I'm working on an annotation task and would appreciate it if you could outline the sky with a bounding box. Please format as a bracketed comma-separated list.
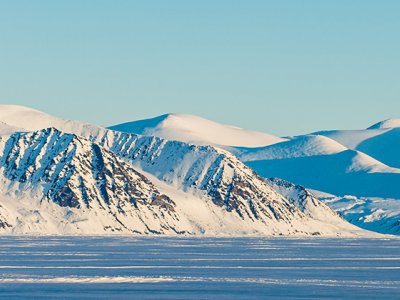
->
[0, 0, 399, 136]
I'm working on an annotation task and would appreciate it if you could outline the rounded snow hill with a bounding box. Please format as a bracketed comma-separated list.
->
[0, 104, 103, 136]
[313, 119, 400, 149]
[0, 104, 59, 131]
[357, 128, 400, 168]
[314, 118, 400, 168]
[109, 113, 286, 147]
[234, 135, 348, 161]
[314, 129, 387, 149]
[368, 118, 400, 129]
[235, 132, 400, 199]
[247, 149, 400, 199]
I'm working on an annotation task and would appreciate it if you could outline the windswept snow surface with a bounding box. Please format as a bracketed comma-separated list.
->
[109, 113, 286, 147]
[0, 236, 399, 299]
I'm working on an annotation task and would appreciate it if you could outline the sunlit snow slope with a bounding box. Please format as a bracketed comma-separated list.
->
[0, 104, 103, 137]
[109, 113, 286, 147]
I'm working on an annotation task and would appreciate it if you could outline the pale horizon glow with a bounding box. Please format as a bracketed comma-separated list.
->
[0, 1, 399, 136]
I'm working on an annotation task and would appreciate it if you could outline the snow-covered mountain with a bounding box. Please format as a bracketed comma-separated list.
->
[0, 106, 362, 236]
[109, 113, 286, 147]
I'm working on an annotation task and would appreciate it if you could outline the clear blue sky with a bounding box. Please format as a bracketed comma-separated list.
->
[0, 0, 399, 136]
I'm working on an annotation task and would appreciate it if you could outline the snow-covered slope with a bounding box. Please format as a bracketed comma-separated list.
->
[0, 104, 103, 137]
[232, 133, 400, 199]
[108, 113, 286, 147]
[267, 178, 351, 226]
[246, 150, 400, 199]
[368, 118, 400, 129]
[356, 128, 400, 168]
[0, 122, 24, 136]
[233, 135, 347, 161]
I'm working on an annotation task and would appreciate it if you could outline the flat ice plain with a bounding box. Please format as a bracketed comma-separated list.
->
[0, 237, 399, 299]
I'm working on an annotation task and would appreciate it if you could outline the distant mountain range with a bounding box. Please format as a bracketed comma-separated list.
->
[0, 104, 397, 235]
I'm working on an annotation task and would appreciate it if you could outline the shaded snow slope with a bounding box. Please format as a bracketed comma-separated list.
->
[108, 113, 286, 147]
[312, 129, 387, 149]
[246, 150, 400, 199]
[315, 126, 400, 168]
[368, 118, 400, 129]
[233, 134, 400, 199]
[356, 128, 400, 168]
